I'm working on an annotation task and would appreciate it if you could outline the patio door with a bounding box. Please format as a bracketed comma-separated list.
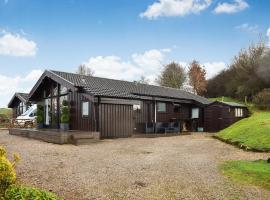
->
[44, 97, 59, 128]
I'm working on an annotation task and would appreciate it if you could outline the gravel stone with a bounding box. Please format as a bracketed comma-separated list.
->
[0, 130, 269, 200]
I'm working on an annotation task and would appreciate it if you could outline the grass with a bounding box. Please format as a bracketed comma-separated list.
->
[216, 112, 270, 152]
[220, 160, 270, 190]
[0, 108, 12, 115]
[208, 96, 244, 104]
[0, 108, 12, 128]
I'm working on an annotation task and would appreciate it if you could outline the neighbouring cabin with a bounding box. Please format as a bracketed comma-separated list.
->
[204, 101, 249, 132]
[8, 93, 31, 118]
[8, 70, 249, 143]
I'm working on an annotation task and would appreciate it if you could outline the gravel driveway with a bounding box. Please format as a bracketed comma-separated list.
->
[0, 130, 269, 200]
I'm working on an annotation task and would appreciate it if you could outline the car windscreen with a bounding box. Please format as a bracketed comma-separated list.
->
[21, 107, 34, 116]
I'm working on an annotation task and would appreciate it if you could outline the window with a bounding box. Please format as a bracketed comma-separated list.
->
[60, 86, 68, 95]
[82, 101, 89, 117]
[191, 108, 199, 119]
[235, 108, 243, 117]
[133, 104, 141, 111]
[157, 102, 166, 112]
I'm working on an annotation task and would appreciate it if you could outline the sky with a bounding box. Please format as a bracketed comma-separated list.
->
[0, 0, 270, 107]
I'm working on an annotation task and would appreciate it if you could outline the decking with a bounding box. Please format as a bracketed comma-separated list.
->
[9, 128, 100, 145]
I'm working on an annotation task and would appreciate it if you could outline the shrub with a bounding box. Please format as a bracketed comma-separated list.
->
[62, 100, 68, 107]
[4, 185, 62, 200]
[0, 146, 16, 196]
[36, 105, 44, 124]
[253, 89, 270, 110]
[60, 101, 69, 123]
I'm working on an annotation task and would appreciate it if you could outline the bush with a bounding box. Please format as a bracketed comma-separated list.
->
[253, 89, 270, 110]
[62, 100, 68, 107]
[0, 146, 16, 196]
[4, 185, 62, 200]
[37, 105, 44, 124]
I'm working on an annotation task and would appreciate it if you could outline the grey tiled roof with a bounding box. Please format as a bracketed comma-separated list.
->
[17, 93, 29, 102]
[7, 92, 29, 108]
[51, 70, 211, 105]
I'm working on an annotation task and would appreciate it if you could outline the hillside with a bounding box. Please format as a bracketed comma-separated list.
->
[0, 108, 12, 118]
[216, 112, 270, 152]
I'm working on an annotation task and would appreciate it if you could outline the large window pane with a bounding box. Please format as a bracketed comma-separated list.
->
[191, 108, 199, 119]
[82, 102, 89, 117]
[60, 86, 68, 95]
[157, 102, 166, 112]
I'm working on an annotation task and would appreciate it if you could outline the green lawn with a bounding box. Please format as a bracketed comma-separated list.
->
[216, 112, 270, 152]
[220, 160, 270, 190]
[0, 108, 12, 118]
[209, 96, 244, 104]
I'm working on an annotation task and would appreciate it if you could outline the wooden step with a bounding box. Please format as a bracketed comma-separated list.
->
[70, 132, 100, 145]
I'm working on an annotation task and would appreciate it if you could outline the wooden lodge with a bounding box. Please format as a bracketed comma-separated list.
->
[8, 93, 31, 118]
[8, 70, 249, 143]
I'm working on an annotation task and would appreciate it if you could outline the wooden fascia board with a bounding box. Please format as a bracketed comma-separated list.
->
[100, 97, 141, 105]
[29, 70, 76, 100]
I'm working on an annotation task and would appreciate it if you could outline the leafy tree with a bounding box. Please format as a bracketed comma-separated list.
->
[207, 41, 270, 100]
[157, 62, 186, 89]
[188, 60, 207, 95]
[77, 64, 94, 76]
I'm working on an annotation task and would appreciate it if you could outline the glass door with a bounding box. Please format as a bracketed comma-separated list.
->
[44, 98, 51, 126]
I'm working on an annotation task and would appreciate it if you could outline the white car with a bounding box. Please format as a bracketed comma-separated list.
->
[16, 105, 37, 127]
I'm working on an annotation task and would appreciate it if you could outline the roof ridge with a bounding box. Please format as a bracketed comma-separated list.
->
[51, 69, 195, 93]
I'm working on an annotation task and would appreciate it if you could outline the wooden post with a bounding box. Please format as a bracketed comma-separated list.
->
[154, 100, 157, 133]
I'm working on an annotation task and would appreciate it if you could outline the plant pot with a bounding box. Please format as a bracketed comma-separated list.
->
[37, 123, 43, 129]
[60, 123, 69, 131]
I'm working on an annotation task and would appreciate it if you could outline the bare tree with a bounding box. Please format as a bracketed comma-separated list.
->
[188, 60, 207, 95]
[135, 75, 150, 85]
[157, 62, 186, 89]
[77, 64, 94, 76]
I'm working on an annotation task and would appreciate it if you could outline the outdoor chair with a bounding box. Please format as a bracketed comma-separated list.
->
[145, 122, 154, 133]
[155, 122, 165, 133]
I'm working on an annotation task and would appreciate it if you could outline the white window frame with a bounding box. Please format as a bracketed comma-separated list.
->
[157, 102, 166, 112]
[191, 108, 199, 119]
[82, 101, 89, 117]
[235, 108, 243, 117]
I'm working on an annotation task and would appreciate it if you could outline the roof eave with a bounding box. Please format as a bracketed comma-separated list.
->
[29, 70, 77, 100]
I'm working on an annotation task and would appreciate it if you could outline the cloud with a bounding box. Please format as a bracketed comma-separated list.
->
[132, 49, 170, 69]
[235, 23, 259, 34]
[82, 49, 171, 84]
[0, 69, 43, 108]
[140, 0, 212, 20]
[0, 31, 37, 57]
[267, 27, 270, 46]
[203, 62, 227, 79]
[82, 56, 143, 81]
[23, 69, 43, 81]
[214, 0, 249, 14]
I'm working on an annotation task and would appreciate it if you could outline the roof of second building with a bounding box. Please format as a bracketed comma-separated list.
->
[8, 93, 29, 108]
[209, 101, 247, 108]
[50, 70, 211, 105]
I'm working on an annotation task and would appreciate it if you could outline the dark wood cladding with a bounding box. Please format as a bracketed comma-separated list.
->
[134, 101, 195, 123]
[99, 103, 133, 138]
[69, 92, 97, 132]
[204, 102, 249, 132]
[157, 103, 191, 122]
